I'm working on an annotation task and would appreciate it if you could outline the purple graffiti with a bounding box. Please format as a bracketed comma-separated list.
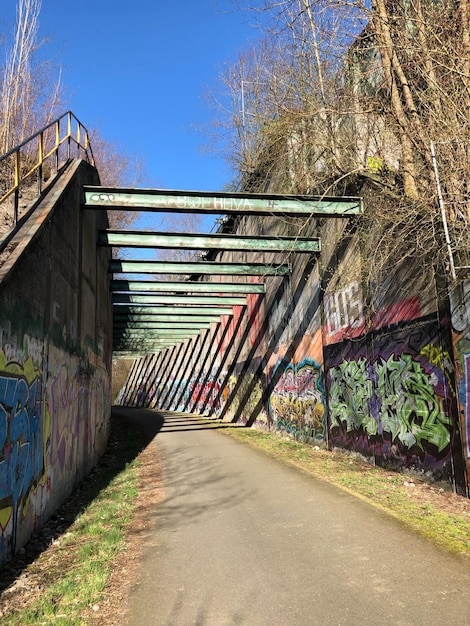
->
[465, 354, 470, 458]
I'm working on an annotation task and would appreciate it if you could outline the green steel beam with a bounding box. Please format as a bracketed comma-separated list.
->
[84, 187, 362, 216]
[113, 314, 223, 323]
[114, 337, 198, 344]
[114, 342, 188, 350]
[113, 324, 203, 337]
[113, 339, 178, 345]
[113, 306, 235, 316]
[111, 280, 265, 294]
[114, 327, 202, 335]
[113, 294, 247, 306]
[114, 337, 186, 345]
[114, 335, 207, 345]
[113, 332, 208, 338]
[114, 348, 176, 355]
[114, 334, 211, 341]
[114, 322, 212, 331]
[113, 352, 156, 358]
[109, 260, 291, 276]
[98, 230, 320, 253]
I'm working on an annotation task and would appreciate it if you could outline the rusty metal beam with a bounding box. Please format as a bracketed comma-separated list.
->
[98, 230, 320, 253]
[84, 187, 362, 216]
[111, 280, 265, 294]
[109, 260, 291, 276]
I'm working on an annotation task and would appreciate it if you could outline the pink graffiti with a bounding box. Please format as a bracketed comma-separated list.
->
[274, 362, 321, 399]
[372, 296, 421, 330]
[191, 379, 221, 411]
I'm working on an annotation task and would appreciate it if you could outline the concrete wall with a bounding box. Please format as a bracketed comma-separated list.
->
[0, 160, 112, 562]
[119, 207, 468, 495]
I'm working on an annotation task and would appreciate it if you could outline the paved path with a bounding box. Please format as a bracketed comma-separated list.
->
[118, 408, 470, 626]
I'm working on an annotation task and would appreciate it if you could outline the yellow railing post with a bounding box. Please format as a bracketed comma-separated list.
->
[14, 150, 20, 225]
[38, 131, 44, 194]
[76, 123, 81, 160]
[55, 119, 60, 171]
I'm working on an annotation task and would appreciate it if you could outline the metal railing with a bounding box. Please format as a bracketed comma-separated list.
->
[0, 111, 94, 224]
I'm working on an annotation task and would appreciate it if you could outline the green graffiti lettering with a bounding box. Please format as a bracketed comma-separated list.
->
[329, 353, 452, 452]
[375, 354, 451, 451]
[329, 358, 376, 434]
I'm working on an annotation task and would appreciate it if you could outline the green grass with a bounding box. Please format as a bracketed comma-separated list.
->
[0, 415, 146, 625]
[3, 467, 139, 625]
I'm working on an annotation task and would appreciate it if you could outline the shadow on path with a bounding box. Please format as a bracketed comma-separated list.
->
[0, 406, 225, 592]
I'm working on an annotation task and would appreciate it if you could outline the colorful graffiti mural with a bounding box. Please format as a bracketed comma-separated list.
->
[329, 354, 451, 451]
[0, 339, 110, 562]
[324, 318, 463, 484]
[190, 376, 221, 414]
[0, 355, 48, 561]
[323, 281, 364, 344]
[269, 359, 325, 443]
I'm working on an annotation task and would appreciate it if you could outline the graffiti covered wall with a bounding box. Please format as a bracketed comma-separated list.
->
[269, 357, 325, 443]
[117, 199, 468, 494]
[0, 160, 112, 562]
[324, 316, 465, 488]
[221, 358, 266, 427]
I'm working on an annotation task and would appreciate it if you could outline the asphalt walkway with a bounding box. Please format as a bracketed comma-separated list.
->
[116, 408, 470, 626]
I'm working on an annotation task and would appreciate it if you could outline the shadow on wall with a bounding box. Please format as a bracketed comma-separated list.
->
[216, 237, 343, 431]
[217, 222, 358, 431]
[118, 248, 330, 432]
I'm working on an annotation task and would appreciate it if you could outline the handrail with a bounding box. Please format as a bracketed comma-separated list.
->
[0, 111, 94, 224]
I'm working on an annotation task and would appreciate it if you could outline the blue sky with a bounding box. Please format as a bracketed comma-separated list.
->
[5, 1, 258, 192]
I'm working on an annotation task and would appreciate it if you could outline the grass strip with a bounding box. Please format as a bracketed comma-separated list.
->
[221, 428, 470, 557]
[0, 415, 146, 625]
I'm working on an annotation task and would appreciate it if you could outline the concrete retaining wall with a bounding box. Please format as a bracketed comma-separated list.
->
[0, 160, 112, 562]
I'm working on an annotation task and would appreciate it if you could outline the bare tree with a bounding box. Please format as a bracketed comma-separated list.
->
[0, 0, 62, 153]
[208, 0, 470, 290]
[89, 129, 148, 230]
[208, 1, 369, 193]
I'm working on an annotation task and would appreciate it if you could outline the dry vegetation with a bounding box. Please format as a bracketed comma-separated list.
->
[209, 0, 470, 288]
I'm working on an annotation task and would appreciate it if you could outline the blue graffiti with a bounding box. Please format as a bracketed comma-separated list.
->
[0, 374, 44, 546]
